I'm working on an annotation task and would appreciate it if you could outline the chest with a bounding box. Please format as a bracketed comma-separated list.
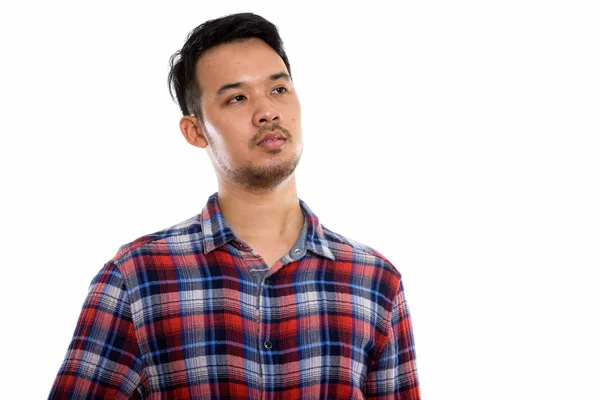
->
[251, 241, 294, 268]
[130, 265, 375, 393]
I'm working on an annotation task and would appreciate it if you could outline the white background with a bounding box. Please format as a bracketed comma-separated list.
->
[1, 1, 598, 398]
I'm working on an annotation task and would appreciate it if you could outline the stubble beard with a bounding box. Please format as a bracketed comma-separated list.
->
[234, 150, 302, 191]
[212, 140, 303, 192]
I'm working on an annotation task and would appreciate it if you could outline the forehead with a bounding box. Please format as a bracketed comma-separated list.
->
[195, 38, 287, 94]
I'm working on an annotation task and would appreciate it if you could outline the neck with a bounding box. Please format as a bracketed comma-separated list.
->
[215, 174, 304, 241]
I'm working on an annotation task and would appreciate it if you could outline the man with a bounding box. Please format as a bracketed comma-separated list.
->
[50, 12, 420, 399]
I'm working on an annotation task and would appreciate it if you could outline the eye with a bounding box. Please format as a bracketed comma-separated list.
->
[228, 94, 246, 104]
[272, 87, 288, 94]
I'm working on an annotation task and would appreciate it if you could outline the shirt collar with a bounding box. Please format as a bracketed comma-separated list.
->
[199, 192, 335, 261]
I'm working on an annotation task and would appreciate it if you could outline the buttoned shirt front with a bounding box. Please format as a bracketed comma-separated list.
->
[50, 193, 420, 399]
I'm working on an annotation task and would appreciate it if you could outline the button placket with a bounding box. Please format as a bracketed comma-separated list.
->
[256, 283, 265, 392]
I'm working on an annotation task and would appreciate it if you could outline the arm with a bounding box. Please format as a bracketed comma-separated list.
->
[49, 261, 145, 399]
[364, 280, 420, 399]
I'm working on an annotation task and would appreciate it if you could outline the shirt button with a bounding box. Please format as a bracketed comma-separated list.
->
[264, 279, 270, 286]
[293, 248, 302, 255]
[264, 340, 273, 349]
[233, 241, 250, 251]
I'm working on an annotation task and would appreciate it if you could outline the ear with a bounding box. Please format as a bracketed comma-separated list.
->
[180, 115, 208, 148]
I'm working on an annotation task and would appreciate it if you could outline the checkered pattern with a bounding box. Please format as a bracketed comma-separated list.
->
[50, 192, 420, 399]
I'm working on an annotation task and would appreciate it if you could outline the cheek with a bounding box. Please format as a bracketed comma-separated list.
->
[222, 126, 252, 163]
[287, 101, 301, 125]
[208, 117, 243, 145]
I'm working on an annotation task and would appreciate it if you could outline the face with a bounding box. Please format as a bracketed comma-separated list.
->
[182, 38, 303, 192]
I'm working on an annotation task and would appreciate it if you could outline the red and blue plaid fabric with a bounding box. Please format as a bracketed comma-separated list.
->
[50, 192, 420, 399]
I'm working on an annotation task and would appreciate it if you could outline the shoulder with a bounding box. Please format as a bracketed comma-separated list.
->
[321, 224, 402, 283]
[109, 214, 202, 266]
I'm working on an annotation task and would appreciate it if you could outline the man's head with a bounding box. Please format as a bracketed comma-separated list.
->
[169, 13, 302, 192]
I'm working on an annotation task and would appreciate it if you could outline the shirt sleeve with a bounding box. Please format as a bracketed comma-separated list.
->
[49, 261, 145, 399]
[364, 280, 421, 399]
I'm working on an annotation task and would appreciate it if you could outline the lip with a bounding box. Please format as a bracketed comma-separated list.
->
[258, 138, 286, 148]
[257, 128, 286, 143]
[257, 128, 287, 148]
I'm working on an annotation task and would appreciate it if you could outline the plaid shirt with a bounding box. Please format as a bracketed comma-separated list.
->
[50, 193, 420, 399]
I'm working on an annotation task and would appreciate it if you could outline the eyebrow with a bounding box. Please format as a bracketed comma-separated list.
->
[216, 72, 291, 96]
[269, 72, 291, 82]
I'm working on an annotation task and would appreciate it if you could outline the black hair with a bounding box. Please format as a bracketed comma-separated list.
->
[168, 12, 292, 121]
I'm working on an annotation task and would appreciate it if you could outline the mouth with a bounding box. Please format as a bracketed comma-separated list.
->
[257, 129, 288, 146]
[258, 137, 287, 148]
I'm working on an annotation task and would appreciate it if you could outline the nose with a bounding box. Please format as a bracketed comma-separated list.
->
[252, 98, 282, 127]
